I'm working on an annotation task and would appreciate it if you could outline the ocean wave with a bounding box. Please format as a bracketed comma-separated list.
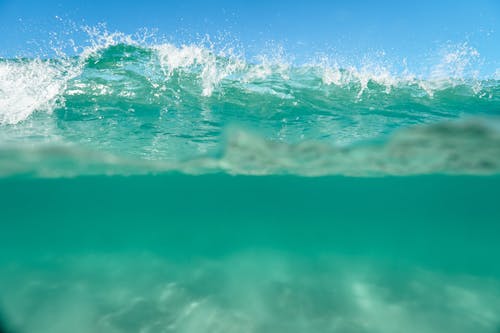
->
[0, 29, 499, 177]
[0, 39, 497, 126]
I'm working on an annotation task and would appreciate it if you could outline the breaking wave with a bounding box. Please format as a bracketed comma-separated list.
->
[0, 29, 499, 177]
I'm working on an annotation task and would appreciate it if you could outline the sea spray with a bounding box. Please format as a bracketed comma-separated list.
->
[0, 28, 498, 177]
[1, 26, 500, 333]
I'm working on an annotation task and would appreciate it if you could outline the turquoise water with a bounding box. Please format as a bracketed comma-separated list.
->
[1, 32, 500, 332]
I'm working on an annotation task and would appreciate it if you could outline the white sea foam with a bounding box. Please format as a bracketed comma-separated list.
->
[155, 43, 245, 96]
[0, 27, 152, 125]
[0, 59, 74, 125]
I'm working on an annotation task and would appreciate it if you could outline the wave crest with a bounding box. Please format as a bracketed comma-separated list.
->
[0, 37, 496, 126]
[0, 29, 499, 177]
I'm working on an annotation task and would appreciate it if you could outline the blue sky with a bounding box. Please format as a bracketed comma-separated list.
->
[0, 0, 499, 72]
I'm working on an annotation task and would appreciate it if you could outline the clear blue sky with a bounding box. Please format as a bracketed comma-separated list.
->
[0, 0, 498, 72]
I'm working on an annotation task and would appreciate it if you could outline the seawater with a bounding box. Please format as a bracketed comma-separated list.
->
[1, 29, 500, 333]
[1, 175, 500, 333]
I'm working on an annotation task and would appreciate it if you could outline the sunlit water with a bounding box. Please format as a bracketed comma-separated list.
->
[1, 29, 499, 333]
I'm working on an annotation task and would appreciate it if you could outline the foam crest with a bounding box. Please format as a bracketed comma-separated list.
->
[243, 47, 291, 82]
[79, 25, 142, 60]
[0, 27, 493, 127]
[155, 44, 244, 96]
[0, 59, 78, 125]
[320, 43, 484, 98]
[323, 64, 398, 98]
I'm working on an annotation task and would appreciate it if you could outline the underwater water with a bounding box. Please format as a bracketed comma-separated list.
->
[1, 31, 500, 332]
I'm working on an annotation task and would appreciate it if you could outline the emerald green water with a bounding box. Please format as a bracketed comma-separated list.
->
[1, 175, 500, 332]
[1, 32, 500, 332]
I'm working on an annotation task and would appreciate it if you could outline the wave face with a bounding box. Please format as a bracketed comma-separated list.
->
[0, 36, 499, 177]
